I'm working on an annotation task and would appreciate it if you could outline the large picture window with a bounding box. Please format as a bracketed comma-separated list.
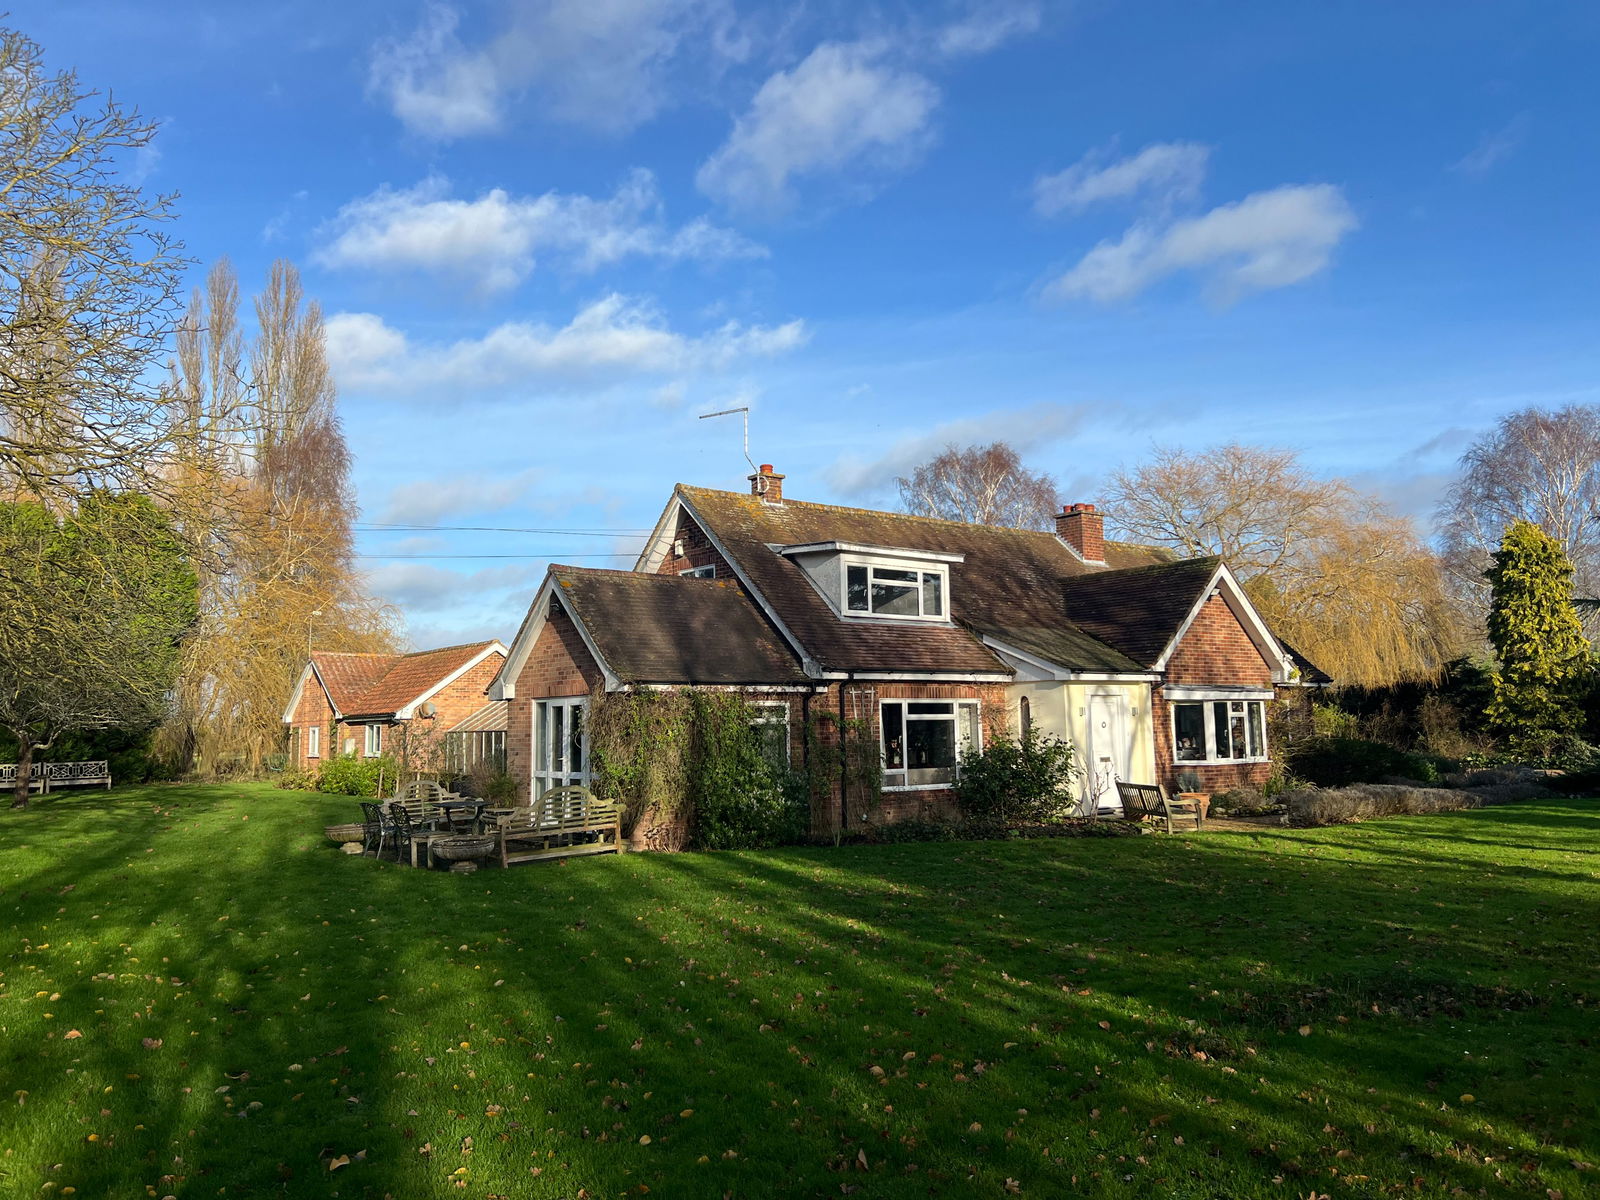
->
[534, 697, 588, 798]
[880, 699, 980, 789]
[1172, 698, 1267, 764]
[845, 563, 946, 619]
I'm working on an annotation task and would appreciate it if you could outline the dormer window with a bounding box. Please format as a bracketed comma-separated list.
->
[845, 563, 946, 619]
[776, 540, 962, 623]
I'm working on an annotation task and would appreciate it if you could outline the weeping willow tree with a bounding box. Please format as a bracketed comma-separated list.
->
[1107, 444, 1461, 686]
[160, 260, 394, 776]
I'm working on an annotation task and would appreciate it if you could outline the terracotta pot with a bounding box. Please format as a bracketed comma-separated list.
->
[1177, 792, 1211, 819]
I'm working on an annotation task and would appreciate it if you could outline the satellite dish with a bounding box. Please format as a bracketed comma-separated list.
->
[419, 701, 437, 718]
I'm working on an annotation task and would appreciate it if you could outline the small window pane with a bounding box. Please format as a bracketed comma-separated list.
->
[875, 568, 919, 583]
[846, 565, 869, 610]
[871, 578, 919, 616]
[1212, 702, 1231, 759]
[552, 706, 566, 772]
[882, 703, 905, 769]
[958, 702, 980, 755]
[569, 702, 585, 772]
[1175, 704, 1205, 761]
[1247, 702, 1264, 757]
[1229, 711, 1247, 760]
[908, 701, 954, 715]
[921, 572, 943, 616]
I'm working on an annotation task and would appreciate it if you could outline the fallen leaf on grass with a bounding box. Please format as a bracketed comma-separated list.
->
[64, 1030, 82, 1040]
[141, 1038, 162, 1050]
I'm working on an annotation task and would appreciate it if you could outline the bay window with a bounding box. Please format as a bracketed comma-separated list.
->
[881, 699, 980, 789]
[1171, 697, 1268, 764]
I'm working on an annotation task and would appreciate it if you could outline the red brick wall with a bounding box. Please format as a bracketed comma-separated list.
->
[288, 674, 334, 769]
[506, 602, 606, 805]
[656, 511, 733, 579]
[1153, 594, 1275, 792]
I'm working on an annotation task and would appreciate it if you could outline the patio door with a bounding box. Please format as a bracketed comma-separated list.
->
[1085, 692, 1132, 814]
[533, 696, 589, 799]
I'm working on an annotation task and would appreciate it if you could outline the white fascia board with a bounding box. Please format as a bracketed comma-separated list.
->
[1069, 671, 1163, 682]
[395, 641, 509, 718]
[490, 575, 556, 700]
[634, 491, 683, 573]
[819, 671, 1012, 683]
[777, 541, 965, 564]
[1163, 684, 1276, 701]
[280, 662, 317, 724]
[1151, 561, 1292, 682]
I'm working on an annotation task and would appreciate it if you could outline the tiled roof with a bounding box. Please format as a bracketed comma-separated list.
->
[552, 566, 809, 684]
[447, 701, 509, 734]
[1057, 557, 1222, 668]
[313, 641, 502, 719]
[675, 486, 1174, 675]
[1278, 639, 1334, 686]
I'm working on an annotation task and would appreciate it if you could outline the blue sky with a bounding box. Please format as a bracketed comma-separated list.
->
[18, 0, 1600, 647]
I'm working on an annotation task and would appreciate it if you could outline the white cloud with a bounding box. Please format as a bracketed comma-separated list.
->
[825, 401, 1089, 497]
[380, 468, 544, 524]
[1451, 113, 1530, 176]
[936, 1, 1042, 58]
[368, 0, 736, 139]
[1048, 183, 1358, 305]
[368, 4, 503, 139]
[325, 294, 807, 393]
[315, 170, 764, 293]
[1034, 142, 1211, 217]
[697, 42, 940, 213]
[365, 561, 542, 614]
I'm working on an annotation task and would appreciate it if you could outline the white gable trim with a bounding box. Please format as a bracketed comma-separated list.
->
[394, 641, 509, 719]
[281, 661, 341, 724]
[1151, 562, 1292, 682]
[489, 575, 621, 700]
[636, 491, 823, 678]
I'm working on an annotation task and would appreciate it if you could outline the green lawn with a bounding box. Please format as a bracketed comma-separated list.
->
[1, 785, 1596, 1199]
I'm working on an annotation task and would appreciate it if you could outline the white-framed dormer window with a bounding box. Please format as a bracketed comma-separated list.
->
[364, 724, 382, 758]
[306, 725, 320, 758]
[1171, 695, 1268, 765]
[845, 562, 947, 620]
[680, 564, 716, 579]
[880, 699, 980, 790]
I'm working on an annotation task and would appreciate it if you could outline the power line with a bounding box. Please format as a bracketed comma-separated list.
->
[355, 552, 638, 560]
[355, 522, 652, 536]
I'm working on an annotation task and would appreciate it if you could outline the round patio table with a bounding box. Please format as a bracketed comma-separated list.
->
[434, 800, 487, 834]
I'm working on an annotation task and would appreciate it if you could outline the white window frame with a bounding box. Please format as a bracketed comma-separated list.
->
[533, 696, 590, 799]
[306, 725, 320, 758]
[1170, 695, 1269, 765]
[679, 564, 716, 579]
[842, 557, 950, 622]
[749, 700, 790, 769]
[364, 724, 382, 758]
[879, 698, 981, 791]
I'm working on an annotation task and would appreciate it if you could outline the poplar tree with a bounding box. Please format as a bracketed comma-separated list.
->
[1484, 520, 1592, 756]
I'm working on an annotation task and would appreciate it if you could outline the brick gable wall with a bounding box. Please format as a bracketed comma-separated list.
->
[656, 510, 733, 579]
[1153, 594, 1275, 792]
[505, 603, 606, 805]
[288, 673, 335, 769]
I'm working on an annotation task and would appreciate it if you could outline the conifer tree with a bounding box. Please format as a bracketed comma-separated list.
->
[1484, 520, 1592, 756]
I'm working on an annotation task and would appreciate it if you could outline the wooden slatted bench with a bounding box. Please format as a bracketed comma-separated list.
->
[495, 786, 623, 867]
[1115, 780, 1205, 834]
[0, 761, 112, 794]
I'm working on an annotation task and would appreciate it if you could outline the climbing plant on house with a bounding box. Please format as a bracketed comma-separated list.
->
[1484, 519, 1592, 757]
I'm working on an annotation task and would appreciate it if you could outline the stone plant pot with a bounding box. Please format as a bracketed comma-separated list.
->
[1177, 792, 1211, 820]
[430, 835, 496, 865]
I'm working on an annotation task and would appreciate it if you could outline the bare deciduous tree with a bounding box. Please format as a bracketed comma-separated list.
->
[1108, 443, 1460, 686]
[896, 442, 1058, 529]
[0, 26, 188, 503]
[1436, 404, 1600, 623]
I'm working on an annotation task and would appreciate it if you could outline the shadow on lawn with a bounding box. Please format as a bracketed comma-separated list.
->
[3, 789, 1597, 1197]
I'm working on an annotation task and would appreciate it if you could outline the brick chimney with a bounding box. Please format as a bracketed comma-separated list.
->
[748, 464, 785, 503]
[1056, 502, 1105, 563]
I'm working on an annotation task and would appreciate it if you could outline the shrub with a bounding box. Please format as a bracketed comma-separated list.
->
[275, 767, 318, 791]
[1289, 737, 1442, 788]
[315, 754, 398, 798]
[862, 817, 964, 844]
[688, 694, 808, 850]
[956, 727, 1079, 827]
[1286, 778, 1551, 826]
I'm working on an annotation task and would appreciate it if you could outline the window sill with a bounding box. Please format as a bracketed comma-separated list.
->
[882, 782, 956, 792]
[1172, 757, 1270, 767]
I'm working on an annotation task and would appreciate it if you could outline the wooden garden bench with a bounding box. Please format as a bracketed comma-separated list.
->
[1115, 780, 1205, 834]
[0, 761, 111, 794]
[494, 786, 623, 867]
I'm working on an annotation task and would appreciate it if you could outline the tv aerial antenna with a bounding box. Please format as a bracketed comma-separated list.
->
[698, 405, 766, 492]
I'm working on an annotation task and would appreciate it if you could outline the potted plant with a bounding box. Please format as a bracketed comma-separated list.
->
[1174, 770, 1211, 820]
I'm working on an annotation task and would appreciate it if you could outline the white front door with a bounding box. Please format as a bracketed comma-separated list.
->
[533, 696, 589, 799]
[1085, 693, 1132, 814]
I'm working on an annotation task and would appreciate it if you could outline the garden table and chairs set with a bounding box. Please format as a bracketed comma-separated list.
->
[353, 779, 623, 871]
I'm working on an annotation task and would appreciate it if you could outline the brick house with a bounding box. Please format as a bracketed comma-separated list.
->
[489, 468, 1327, 835]
[282, 641, 507, 772]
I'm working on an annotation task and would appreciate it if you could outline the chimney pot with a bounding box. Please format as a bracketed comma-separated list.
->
[748, 463, 786, 503]
[1056, 501, 1106, 563]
